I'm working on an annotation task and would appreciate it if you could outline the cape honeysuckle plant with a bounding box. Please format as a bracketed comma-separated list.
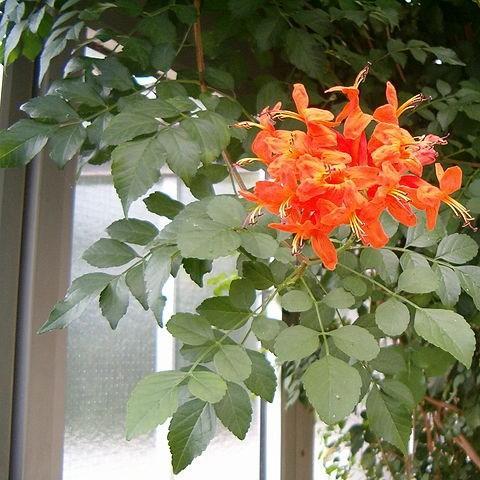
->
[2, 0, 480, 477]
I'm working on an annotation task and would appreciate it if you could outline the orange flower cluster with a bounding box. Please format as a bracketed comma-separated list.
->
[237, 67, 474, 270]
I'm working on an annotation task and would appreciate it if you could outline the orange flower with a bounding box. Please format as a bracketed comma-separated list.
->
[236, 68, 473, 270]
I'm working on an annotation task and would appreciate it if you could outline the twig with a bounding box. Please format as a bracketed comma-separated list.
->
[193, 0, 207, 93]
[424, 396, 460, 413]
[222, 151, 248, 191]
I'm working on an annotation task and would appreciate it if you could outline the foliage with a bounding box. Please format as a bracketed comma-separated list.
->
[2, 0, 480, 476]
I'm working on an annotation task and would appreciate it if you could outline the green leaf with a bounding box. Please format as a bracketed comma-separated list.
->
[39, 273, 114, 333]
[434, 264, 461, 307]
[375, 298, 410, 336]
[405, 212, 444, 248]
[436, 79, 452, 96]
[369, 346, 406, 375]
[0, 119, 57, 167]
[360, 248, 400, 285]
[197, 296, 250, 330]
[182, 111, 230, 164]
[167, 313, 214, 345]
[342, 276, 367, 297]
[107, 218, 158, 245]
[94, 57, 134, 91]
[285, 29, 325, 81]
[244, 350, 277, 402]
[182, 258, 212, 287]
[126, 371, 186, 440]
[82, 238, 137, 267]
[160, 126, 202, 185]
[168, 399, 216, 474]
[99, 276, 129, 329]
[435, 233, 478, 264]
[188, 371, 227, 403]
[400, 251, 429, 270]
[252, 316, 285, 341]
[205, 67, 235, 90]
[411, 345, 455, 377]
[21, 95, 79, 122]
[229, 278, 256, 310]
[427, 46, 465, 66]
[49, 78, 105, 107]
[280, 290, 313, 312]
[214, 382, 252, 440]
[398, 266, 438, 293]
[414, 309, 475, 367]
[48, 124, 86, 167]
[396, 366, 426, 404]
[303, 356, 361, 425]
[125, 262, 148, 310]
[144, 191, 184, 219]
[382, 379, 415, 409]
[111, 136, 166, 215]
[214, 345, 252, 382]
[366, 385, 411, 454]
[274, 325, 319, 361]
[177, 217, 241, 260]
[102, 112, 160, 146]
[322, 287, 355, 309]
[145, 246, 175, 325]
[242, 261, 275, 290]
[456, 266, 480, 309]
[329, 325, 380, 361]
[239, 231, 278, 259]
[207, 196, 246, 227]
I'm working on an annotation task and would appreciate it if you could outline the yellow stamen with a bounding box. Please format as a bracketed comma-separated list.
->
[354, 62, 371, 88]
[279, 197, 292, 218]
[233, 121, 264, 129]
[236, 157, 261, 166]
[292, 234, 304, 254]
[397, 93, 430, 117]
[444, 197, 477, 230]
[349, 213, 366, 240]
[272, 110, 303, 121]
[390, 189, 410, 202]
[247, 205, 263, 225]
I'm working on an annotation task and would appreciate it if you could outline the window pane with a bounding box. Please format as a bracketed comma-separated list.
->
[62, 167, 278, 480]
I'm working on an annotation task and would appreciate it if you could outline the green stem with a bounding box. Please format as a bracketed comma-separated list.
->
[337, 262, 419, 310]
[301, 277, 330, 355]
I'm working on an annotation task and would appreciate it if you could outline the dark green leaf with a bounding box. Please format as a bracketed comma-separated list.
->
[435, 233, 478, 264]
[329, 325, 380, 361]
[398, 266, 438, 293]
[144, 191, 184, 219]
[244, 350, 277, 402]
[125, 262, 148, 310]
[197, 296, 250, 330]
[107, 218, 158, 245]
[182, 258, 212, 287]
[167, 313, 214, 345]
[82, 238, 137, 267]
[48, 124, 86, 167]
[274, 325, 319, 361]
[229, 278, 256, 310]
[280, 290, 313, 312]
[21, 95, 79, 122]
[99, 276, 129, 329]
[375, 298, 410, 336]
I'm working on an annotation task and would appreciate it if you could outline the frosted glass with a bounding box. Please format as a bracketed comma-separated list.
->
[62, 168, 272, 480]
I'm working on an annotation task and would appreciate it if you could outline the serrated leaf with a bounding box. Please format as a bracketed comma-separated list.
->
[214, 345, 252, 382]
[160, 126, 201, 185]
[303, 356, 361, 425]
[400, 251, 429, 270]
[111, 136, 166, 215]
[48, 123, 86, 167]
[322, 287, 355, 308]
[177, 217, 241, 260]
[102, 111, 160, 145]
[144, 191, 184, 219]
[375, 298, 410, 336]
[411, 345, 455, 377]
[99, 276, 129, 329]
[82, 238, 137, 267]
[274, 325, 319, 361]
[126, 370, 186, 440]
[21, 95, 79, 122]
[0, 119, 57, 167]
[369, 346, 406, 375]
[280, 290, 313, 312]
[188, 371, 227, 403]
[168, 399, 216, 474]
[252, 316, 285, 341]
[167, 313, 214, 345]
[182, 111, 230, 164]
[49, 78, 105, 107]
[329, 325, 380, 361]
[125, 262, 148, 310]
[366, 385, 411, 454]
[239, 230, 278, 259]
[398, 266, 438, 293]
[244, 350, 276, 402]
[107, 218, 158, 245]
[242, 261, 275, 290]
[434, 264, 461, 306]
[285, 29, 325, 80]
[360, 248, 400, 285]
[382, 380, 415, 409]
[144, 246, 175, 325]
[414, 309, 475, 367]
[456, 265, 480, 309]
[182, 258, 212, 287]
[39, 273, 114, 333]
[207, 196, 246, 227]
[229, 278, 256, 310]
[405, 212, 444, 248]
[197, 296, 250, 330]
[214, 382, 252, 440]
[435, 233, 478, 264]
